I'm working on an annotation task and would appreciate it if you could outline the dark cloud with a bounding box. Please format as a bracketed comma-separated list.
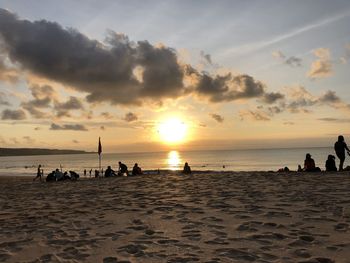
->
[194, 73, 266, 102]
[0, 91, 11, 106]
[200, 50, 213, 65]
[239, 110, 270, 121]
[0, 9, 184, 105]
[50, 123, 88, 131]
[123, 112, 138, 122]
[262, 92, 285, 104]
[210, 113, 224, 123]
[53, 96, 84, 117]
[318, 117, 350, 122]
[272, 51, 302, 67]
[319, 90, 341, 103]
[285, 56, 302, 67]
[1, 109, 26, 120]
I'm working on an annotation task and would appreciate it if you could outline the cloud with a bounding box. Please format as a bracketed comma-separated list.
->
[285, 56, 302, 67]
[1, 109, 26, 120]
[272, 51, 302, 67]
[0, 55, 19, 83]
[200, 50, 213, 65]
[23, 136, 35, 143]
[0, 9, 185, 105]
[192, 72, 267, 103]
[261, 92, 285, 104]
[123, 112, 138, 122]
[239, 109, 270, 121]
[307, 48, 333, 79]
[100, 112, 114, 119]
[72, 139, 79, 143]
[0, 91, 11, 106]
[0, 8, 281, 108]
[49, 123, 88, 131]
[210, 113, 224, 123]
[318, 117, 350, 122]
[53, 96, 84, 117]
[21, 84, 55, 118]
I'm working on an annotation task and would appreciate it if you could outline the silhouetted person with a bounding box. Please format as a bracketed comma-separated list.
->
[183, 162, 191, 174]
[95, 170, 99, 178]
[104, 166, 115, 177]
[334, 135, 350, 171]
[84, 169, 87, 176]
[325, 155, 337, 172]
[132, 163, 142, 176]
[304, 153, 321, 172]
[89, 169, 92, 177]
[118, 161, 129, 176]
[55, 169, 64, 181]
[33, 164, 42, 181]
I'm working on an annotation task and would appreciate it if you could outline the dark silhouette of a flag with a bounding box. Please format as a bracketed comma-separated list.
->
[98, 137, 102, 156]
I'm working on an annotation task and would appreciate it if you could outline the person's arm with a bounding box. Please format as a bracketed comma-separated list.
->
[345, 142, 350, 152]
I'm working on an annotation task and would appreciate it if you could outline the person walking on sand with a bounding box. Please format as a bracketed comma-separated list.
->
[33, 164, 42, 181]
[334, 135, 350, 171]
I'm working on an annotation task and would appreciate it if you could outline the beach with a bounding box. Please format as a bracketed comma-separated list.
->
[0, 172, 350, 263]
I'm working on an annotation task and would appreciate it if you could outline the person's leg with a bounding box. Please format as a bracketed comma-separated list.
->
[339, 156, 345, 171]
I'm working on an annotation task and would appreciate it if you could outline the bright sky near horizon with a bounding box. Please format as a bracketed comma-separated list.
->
[0, 0, 350, 152]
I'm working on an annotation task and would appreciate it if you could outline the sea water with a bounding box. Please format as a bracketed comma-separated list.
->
[0, 147, 339, 177]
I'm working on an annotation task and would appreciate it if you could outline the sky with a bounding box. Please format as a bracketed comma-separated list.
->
[0, 0, 350, 152]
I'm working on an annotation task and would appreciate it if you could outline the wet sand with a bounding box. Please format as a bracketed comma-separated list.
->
[0, 171, 350, 262]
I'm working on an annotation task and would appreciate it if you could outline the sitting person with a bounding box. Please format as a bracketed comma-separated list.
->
[325, 155, 337, 172]
[278, 167, 290, 172]
[183, 162, 192, 174]
[54, 168, 64, 181]
[304, 153, 321, 172]
[104, 166, 115, 177]
[132, 163, 142, 176]
[118, 161, 129, 176]
[46, 171, 56, 182]
[69, 171, 80, 180]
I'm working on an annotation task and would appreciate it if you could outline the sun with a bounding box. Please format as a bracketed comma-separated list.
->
[157, 118, 188, 144]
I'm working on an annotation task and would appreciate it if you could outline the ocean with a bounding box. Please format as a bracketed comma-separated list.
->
[0, 147, 341, 177]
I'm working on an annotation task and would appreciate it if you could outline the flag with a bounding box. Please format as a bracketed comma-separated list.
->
[98, 137, 102, 156]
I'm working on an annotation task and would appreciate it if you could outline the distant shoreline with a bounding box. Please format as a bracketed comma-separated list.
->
[0, 147, 93, 157]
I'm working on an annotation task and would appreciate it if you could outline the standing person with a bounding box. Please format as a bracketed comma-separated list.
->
[33, 164, 42, 181]
[334, 135, 350, 171]
[118, 161, 129, 176]
[84, 169, 87, 176]
[89, 169, 92, 177]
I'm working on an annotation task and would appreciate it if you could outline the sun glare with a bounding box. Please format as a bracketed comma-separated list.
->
[157, 118, 188, 144]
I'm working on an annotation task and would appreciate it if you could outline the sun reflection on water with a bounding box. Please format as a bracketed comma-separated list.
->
[167, 150, 182, 170]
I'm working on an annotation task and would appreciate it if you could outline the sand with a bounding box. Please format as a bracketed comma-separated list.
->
[0, 171, 350, 263]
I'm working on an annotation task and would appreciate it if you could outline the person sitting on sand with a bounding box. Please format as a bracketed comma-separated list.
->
[183, 162, 192, 174]
[334, 135, 350, 171]
[104, 166, 115, 177]
[46, 171, 56, 182]
[132, 163, 142, 176]
[69, 171, 80, 180]
[118, 161, 129, 176]
[54, 169, 64, 181]
[304, 153, 321, 172]
[325, 155, 337, 172]
[33, 164, 42, 181]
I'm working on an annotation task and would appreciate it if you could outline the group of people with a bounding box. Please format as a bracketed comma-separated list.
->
[297, 135, 350, 172]
[103, 162, 143, 177]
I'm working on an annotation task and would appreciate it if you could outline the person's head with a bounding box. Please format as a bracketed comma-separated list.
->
[134, 163, 138, 167]
[338, 135, 344, 142]
[55, 168, 59, 172]
[306, 153, 311, 159]
[38, 164, 41, 168]
[328, 154, 335, 160]
[108, 166, 111, 169]
[119, 161, 121, 165]
[185, 162, 188, 166]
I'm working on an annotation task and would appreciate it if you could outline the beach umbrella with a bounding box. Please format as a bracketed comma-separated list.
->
[98, 137, 102, 175]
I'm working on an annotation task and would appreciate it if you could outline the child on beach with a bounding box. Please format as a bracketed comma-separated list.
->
[33, 164, 42, 181]
[325, 155, 337, 172]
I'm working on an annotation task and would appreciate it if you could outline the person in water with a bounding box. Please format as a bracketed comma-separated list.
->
[33, 164, 42, 181]
[118, 161, 129, 176]
[334, 135, 350, 171]
[304, 153, 321, 172]
[325, 155, 337, 172]
[132, 163, 142, 176]
[183, 162, 192, 174]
